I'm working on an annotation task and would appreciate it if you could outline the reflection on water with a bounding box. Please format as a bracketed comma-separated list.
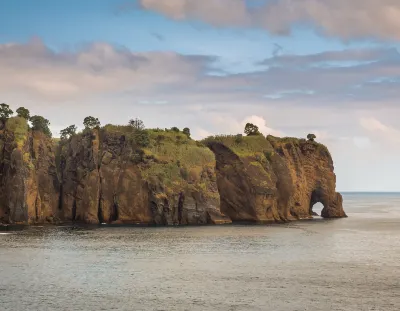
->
[1, 193, 399, 311]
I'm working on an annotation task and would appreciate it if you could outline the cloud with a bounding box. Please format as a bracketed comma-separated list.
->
[2, 38, 400, 117]
[138, 0, 400, 41]
[360, 117, 400, 143]
[260, 48, 399, 67]
[0, 38, 215, 101]
[151, 32, 165, 41]
[352, 136, 372, 149]
[241, 115, 283, 137]
[193, 114, 282, 140]
[139, 0, 250, 26]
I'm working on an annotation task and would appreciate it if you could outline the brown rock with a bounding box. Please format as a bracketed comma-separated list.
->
[207, 135, 346, 223]
[58, 128, 230, 225]
[0, 120, 345, 226]
[0, 118, 60, 224]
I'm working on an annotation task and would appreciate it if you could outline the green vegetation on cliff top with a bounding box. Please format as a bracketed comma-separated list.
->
[202, 134, 274, 157]
[5, 117, 29, 149]
[142, 129, 216, 198]
[99, 125, 218, 199]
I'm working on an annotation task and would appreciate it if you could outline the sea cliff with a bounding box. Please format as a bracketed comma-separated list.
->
[0, 117, 346, 225]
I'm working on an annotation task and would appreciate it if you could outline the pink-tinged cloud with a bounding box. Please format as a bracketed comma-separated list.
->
[138, 0, 400, 40]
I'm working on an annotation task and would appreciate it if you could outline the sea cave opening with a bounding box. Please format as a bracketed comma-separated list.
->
[309, 189, 326, 218]
[312, 202, 324, 217]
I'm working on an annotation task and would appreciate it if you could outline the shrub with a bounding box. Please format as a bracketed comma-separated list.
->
[183, 127, 191, 138]
[234, 134, 243, 144]
[30, 115, 52, 137]
[135, 130, 150, 147]
[307, 133, 316, 141]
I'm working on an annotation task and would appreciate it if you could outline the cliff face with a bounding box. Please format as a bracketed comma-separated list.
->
[206, 135, 346, 223]
[58, 126, 230, 225]
[0, 117, 59, 224]
[0, 120, 345, 225]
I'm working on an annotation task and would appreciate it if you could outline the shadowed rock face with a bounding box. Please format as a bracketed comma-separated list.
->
[207, 135, 346, 223]
[0, 120, 345, 225]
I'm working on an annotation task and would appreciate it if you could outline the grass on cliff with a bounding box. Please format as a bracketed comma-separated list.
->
[145, 130, 214, 167]
[202, 134, 274, 157]
[141, 130, 217, 196]
[6, 117, 29, 149]
[101, 126, 218, 198]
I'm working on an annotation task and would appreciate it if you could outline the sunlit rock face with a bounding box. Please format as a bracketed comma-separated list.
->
[206, 135, 346, 223]
[57, 127, 231, 225]
[0, 121, 345, 226]
[0, 117, 59, 224]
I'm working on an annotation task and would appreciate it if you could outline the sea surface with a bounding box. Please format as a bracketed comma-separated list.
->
[1, 193, 399, 311]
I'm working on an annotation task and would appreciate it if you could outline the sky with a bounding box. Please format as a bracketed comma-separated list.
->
[1, 0, 400, 192]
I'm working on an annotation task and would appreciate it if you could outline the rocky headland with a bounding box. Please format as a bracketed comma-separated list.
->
[0, 114, 346, 226]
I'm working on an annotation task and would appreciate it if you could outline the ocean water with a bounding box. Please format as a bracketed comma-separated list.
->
[0, 193, 399, 311]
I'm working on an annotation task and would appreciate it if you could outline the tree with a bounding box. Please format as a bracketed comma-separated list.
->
[182, 127, 191, 138]
[83, 116, 101, 129]
[307, 133, 316, 141]
[16, 107, 30, 120]
[171, 127, 180, 132]
[244, 123, 260, 136]
[0, 103, 13, 121]
[60, 125, 77, 140]
[129, 118, 145, 131]
[30, 115, 52, 137]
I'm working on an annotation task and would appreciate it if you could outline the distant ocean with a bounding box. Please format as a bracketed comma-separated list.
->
[1, 192, 399, 311]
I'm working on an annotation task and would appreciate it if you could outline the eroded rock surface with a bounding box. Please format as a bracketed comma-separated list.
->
[0, 117, 59, 224]
[0, 119, 345, 225]
[58, 127, 230, 225]
[207, 135, 346, 223]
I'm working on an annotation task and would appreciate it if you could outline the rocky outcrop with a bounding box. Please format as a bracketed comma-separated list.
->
[58, 127, 230, 225]
[0, 119, 346, 225]
[206, 135, 346, 223]
[0, 117, 59, 224]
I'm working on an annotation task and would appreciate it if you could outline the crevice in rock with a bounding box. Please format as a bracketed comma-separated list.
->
[110, 194, 119, 222]
[58, 184, 63, 211]
[97, 171, 103, 223]
[29, 135, 35, 160]
[178, 192, 184, 224]
[35, 194, 39, 222]
[58, 156, 66, 211]
[72, 199, 77, 221]
[150, 200, 160, 224]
